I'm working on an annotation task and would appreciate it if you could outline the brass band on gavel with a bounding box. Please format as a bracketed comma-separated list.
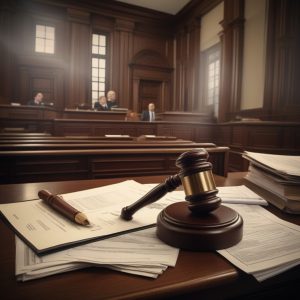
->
[181, 170, 217, 196]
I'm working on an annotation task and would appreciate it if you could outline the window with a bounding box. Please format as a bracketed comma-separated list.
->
[203, 45, 221, 117]
[35, 25, 55, 54]
[91, 33, 107, 105]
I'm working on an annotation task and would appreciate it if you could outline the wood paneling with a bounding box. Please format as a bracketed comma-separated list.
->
[0, 0, 174, 113]
[215, 121, 300, 171]
[52, 119, 215, 142]
[63, 109, 127, 120]
[159, 111, 213, 123]
[263, 0, 300, 121]
[1, 0, 300, 121]
[1, 0, 300, 178]
[1, 104, 299, 173]
[173, 0, 223, 112]
[139, 80, 162, 112]
[0, 147, 228, 183]
[130, 49, 173, 112]
[223, 0, 300, 122]
[0, 2, 15, 104]
[67, 8, 91, 108]
[18, 66, 65, 107]
[218, 0, 244, 122]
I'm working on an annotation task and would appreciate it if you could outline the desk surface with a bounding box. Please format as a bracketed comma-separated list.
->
[0, 173, 299, 300]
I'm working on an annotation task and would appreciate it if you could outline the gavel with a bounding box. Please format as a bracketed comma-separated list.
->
[121, 148, 243, 250]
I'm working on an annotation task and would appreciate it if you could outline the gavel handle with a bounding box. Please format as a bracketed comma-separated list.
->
[121, 174, 181, 220]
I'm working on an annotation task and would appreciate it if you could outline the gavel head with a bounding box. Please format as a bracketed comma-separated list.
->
[176, 148, 221, 214]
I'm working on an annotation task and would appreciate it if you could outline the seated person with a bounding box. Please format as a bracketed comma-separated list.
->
[94, 96, 109, 111]
[141, 103, 156, 122]
[125, 110, 139, 121]
[27, 92, 44, 106]
[107, 90, 118, 110]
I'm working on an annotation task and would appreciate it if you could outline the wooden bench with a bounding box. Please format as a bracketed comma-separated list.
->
[0, 132, 52, 137]
[0, 142, 216, 150]
[0, 147, 228, 183]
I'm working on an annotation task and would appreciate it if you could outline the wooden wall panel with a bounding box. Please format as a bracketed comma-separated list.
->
[138, 80, 162, 111]
[295, 130, 300, 150]
[215, 125, 231, 146]
[0, 1, 15, 104]
[194, 125, 216, 143]
[247, 127, 282, 149]
[8, 1, 68, 106]
[91, 156, 168, 178]
[2, 0, 300, 122]
[133, 33, 167, 58]
[218, 0, 244, 122]
[173, 0, 223, 112]
[264, 0, 300, 121]
[112, 19, 134, 109]
[0, 0, 174, 113]
[130, 49, 173, 112]
[0, 147, 228, 183]
[216, 122, 300, 171]
[18, 66, 64, 107]
[231, 126, 246, 147]
[221, 0, 300, 122]
[66, 9, 91, 108]
[1, 103, 300, 174]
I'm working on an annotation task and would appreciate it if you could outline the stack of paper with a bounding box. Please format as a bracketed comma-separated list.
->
[3, 179, 298, 282]
[218, 204, 300, 281]
[156, 185, 300, 281]
[16, 227, 179, 281]
[243, 151, 300, 213]
[11, 182, 267, 281]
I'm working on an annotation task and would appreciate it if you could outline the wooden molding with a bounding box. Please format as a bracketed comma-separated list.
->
[114, 19, 135, 32]
[129, 49, 172, 70]
[218, 0, 244, 122]
[67, 7, 90, 24]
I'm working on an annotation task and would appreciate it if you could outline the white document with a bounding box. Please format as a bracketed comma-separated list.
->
[104, 135, 130, 137]
[66, 228, 178, 266]
[217, 204, 300, 281]
[1, 181, 267, 254]
[244, 151, 300, 177]
[142, 184, 268, 206]
[0, 180, 165, 253]
[217, 185, 268, 205]
[16, 227, 179, 281]
[12, 180, 298, 282]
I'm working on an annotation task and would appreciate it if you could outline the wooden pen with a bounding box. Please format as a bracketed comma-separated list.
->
[38, 190, 90, 226]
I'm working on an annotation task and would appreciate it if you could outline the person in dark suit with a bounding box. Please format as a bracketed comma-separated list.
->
[27, 92, 44, 106]
[107, 90, 118, 110]
[94, 96, 109, 111]
[141, 103, 156, 122]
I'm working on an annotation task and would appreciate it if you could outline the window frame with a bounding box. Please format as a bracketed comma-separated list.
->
[34, 24, 56, 55]
[91, 31, 110, 106]
[201, 43, 221, 118]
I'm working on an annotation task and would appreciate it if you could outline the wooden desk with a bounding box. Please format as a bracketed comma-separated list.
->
[63, 109, 127, 120]
[0, 104, 57, 120]
[0, 173, 299, 300]
[0, 142, 213, 150]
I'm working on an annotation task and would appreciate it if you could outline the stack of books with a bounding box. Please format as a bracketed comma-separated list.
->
[243, 152, 300, 214]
